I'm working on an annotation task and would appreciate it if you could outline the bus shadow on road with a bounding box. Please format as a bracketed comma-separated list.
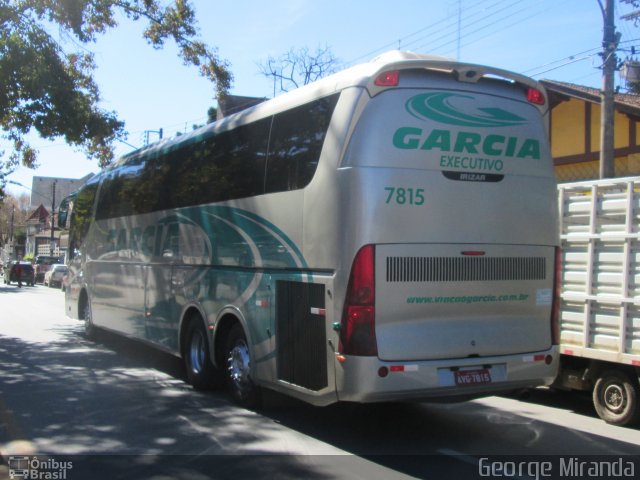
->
[84, 327, 187, 383]
[0, 326, 353, 479]
[0, 285, 32, 294]
[503, 387, 600, 422]
[3, 314, 639, 480]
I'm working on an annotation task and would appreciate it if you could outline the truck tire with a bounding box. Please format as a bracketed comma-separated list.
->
[225, 323, 261, 409]
[83, 299, 96, 340]
[592, 369, 640, 426]
[184, 319, 218, 391]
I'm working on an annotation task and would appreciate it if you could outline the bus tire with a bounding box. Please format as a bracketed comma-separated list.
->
[592, 369, 640, 426]
[225, 323, 261, 409]
[184, 320, 217, 391]
[83, 299, 96, 340]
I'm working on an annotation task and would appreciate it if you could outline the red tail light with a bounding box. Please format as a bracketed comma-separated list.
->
[551, 247, 562, 345]
[374, 70, 400, 87]
[527, 87, 546, 106]
[339, 245, 378, 356]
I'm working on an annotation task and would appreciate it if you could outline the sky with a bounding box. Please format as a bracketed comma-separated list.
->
[5, 0, 640, 199]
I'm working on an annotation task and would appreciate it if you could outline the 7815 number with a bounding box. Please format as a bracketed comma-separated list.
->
[384, 187, 425, 206]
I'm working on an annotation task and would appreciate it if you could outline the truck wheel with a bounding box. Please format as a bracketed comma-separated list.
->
[225, 323, 261, 408]
[592, 369, 640, 426]
[83, 299, 96, 340]
[184, 319, 218, 391]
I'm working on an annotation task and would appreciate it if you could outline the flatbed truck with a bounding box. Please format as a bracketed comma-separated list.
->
[555, 176, 640, 426]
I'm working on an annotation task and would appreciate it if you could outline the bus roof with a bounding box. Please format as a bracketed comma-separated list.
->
[114, 50, 545, 169]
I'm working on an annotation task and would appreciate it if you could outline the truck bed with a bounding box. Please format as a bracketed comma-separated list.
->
[558, 176, 640, 366]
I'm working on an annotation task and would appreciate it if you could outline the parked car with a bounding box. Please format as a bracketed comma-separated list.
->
[4, 262, 35, 286]
[34, 255, 59, 283]
[44, 264, 68, 288]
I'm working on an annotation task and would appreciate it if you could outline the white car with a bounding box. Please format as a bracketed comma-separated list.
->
[44, 264, 68, 288]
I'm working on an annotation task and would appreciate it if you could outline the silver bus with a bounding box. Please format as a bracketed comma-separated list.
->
[64, 51, 560, 408]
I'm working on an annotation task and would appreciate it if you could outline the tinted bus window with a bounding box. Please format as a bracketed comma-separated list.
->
[92, 95, 338, 220]
[95, 161, 146, 219]
[166, 118, 270, 209]
[69, 177, 99, 258]
[265, 94, 339, 194]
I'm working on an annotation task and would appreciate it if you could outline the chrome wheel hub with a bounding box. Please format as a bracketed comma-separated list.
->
[228, 340, 251, 393]
[604, 384, 625, 413]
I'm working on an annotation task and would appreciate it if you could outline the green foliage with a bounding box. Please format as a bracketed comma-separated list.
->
[0, 0, 232, 200]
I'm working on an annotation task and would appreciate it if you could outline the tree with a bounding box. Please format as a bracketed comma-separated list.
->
[258, 45, 339, 95]
[0, 0, 232, 200]
[621, 0, 640, 19]
[0, 192, 29, 248]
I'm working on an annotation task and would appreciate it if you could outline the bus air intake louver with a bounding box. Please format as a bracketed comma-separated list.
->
[386, 256, 546, 283]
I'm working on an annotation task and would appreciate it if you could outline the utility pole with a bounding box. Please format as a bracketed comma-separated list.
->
[50, 181, 56, 255]
[599, 0, 617, 179]
[10, 205, 14, 245]
[144, 128, 164, 146]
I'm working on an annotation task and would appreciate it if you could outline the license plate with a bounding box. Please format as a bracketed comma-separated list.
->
[454, 368, 492, 386]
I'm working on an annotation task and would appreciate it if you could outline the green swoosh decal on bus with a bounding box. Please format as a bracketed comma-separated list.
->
[177, 205, 310, 277]
[406, 92, 527, 128]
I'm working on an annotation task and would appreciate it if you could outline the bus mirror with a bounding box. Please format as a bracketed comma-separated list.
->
[57, 195, 75, 229]
[58, 210, 68, 228]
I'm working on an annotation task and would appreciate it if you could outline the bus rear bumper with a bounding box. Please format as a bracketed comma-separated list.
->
[335, 347, 558, 403]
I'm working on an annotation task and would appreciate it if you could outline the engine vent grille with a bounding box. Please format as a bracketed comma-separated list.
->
[386, 256, 546, 283]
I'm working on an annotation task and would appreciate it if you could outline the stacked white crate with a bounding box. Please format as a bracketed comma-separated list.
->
[558, 177, 640, 366]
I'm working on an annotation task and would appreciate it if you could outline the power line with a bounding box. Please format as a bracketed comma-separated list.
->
[528, 54, 597, 77]
[522, 46, 603, 75]
[345, 0, 638, 85]
[523, 38, 640, 78]
[406, 0, 524, 53]
[343, 0, 513, 66]
[416, 0, 554, 55]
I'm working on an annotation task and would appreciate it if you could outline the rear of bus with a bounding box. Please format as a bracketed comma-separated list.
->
[334, 54, 559, 402]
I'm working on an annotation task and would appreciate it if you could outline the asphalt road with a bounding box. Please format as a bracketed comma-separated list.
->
[0, 282, 639, 479]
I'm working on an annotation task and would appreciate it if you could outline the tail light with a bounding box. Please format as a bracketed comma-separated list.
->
[527, 87, 546, 106]
[339, 245, 378, 356]
[551, 247, 562, 345]
[374, 70, 400, 87]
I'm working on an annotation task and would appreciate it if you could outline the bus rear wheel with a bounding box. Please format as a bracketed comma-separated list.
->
[83, 299, 96, 340]
[592, 369, 640, 426]
[225, 323, 261, 408]
[184, 320, 217, 391]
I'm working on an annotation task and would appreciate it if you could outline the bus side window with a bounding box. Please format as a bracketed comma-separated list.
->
[265, 94, 339, 194]
[69, 179, 99, 259]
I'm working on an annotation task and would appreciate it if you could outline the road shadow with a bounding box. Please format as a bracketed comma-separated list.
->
[0, 285, 34, 294]
[0, 326, 354, 479]
[88, 327, 187, 383]
[504, 387, 599, 420]
[2, 319, 639, 480]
